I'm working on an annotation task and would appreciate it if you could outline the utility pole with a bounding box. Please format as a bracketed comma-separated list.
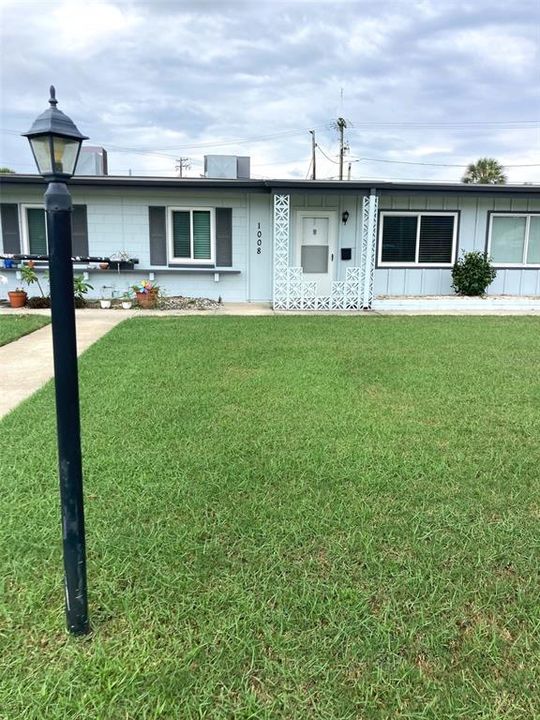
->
[337, 117, 347, 181]
[347, 161, 352, 181]
[309, 130, 316, 180]
[175, 157, 191, 177]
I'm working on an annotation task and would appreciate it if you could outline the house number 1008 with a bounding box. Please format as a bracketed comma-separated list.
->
[256, 222, 262, 254]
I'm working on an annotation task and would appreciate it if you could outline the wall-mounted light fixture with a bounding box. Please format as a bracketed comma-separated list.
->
[342, 210, 350, 225]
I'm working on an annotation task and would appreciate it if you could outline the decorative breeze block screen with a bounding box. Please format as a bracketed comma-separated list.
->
[273, 194, 378, 310]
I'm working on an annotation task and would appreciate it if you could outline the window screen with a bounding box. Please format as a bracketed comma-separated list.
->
[27, 208, 47, 255]
[381, 216, 417, 262]
[418, 216, 454, 263]
[490, 217, 526, 264]
[172, 211, 190, 258]
[193, 211, 211, 259]
[526, 217, 540, 264]
[172, 210, 212, 260]
[301, 245, 328, 273]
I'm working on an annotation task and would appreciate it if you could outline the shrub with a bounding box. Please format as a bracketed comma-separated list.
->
[20, 263, 47, 298]
[26, 296, 51, 309]
[451, 251, 497, 296]
[73, 275, 93, 305]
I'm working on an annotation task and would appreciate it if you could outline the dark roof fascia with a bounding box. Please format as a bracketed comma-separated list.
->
[0, 175, 269, 192]
[1, 175, 538, 196]
[266, 179, 540, 195]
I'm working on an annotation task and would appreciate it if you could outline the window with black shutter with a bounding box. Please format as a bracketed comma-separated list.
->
[379, 212, 457, 266]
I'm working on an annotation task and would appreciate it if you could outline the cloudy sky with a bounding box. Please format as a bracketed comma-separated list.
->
[1, 0, 539, 183]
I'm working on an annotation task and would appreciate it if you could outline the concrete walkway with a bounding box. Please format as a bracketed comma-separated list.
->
[0, 312, 126, 419]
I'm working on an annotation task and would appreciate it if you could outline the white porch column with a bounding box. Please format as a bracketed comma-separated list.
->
[273, 193, 290, 309]
[360, 191, 379, 309]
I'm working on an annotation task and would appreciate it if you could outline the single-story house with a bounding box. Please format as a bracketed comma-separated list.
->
[1, 174, 539, 309]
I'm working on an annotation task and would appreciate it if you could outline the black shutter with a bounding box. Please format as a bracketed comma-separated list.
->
[71, 205, 88, 257]
[149, 206, 167, 265]
[418, 216, 454, 263]
[216, 207, 232, 267]
[1, 204, 21, 253]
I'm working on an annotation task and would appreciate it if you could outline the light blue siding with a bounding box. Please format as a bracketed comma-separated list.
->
[1, 185, 539, 302]
[374, 193, 540, 297]
[247, 194, 273, 301]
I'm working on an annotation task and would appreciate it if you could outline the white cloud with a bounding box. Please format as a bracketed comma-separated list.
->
[0, 0, 538, 182]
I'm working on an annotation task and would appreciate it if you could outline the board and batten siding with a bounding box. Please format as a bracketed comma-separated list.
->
[373, 194, 540, 297]
[288, 192, 368, 282]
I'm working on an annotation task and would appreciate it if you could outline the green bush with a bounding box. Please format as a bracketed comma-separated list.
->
[451, 251, 497, 296]
[73, 275, 93, 305]
[26, 296, 51, 309]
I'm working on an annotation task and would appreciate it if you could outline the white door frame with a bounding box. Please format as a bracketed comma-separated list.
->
[294, 210, 338, 293]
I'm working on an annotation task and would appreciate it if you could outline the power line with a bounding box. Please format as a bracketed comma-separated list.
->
[316, 144, 340, 164]
[348, 120, 540, 127]
[351, 156, 540, 168]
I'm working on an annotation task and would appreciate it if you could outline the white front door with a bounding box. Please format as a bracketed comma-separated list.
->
[296, 211, 337, 295]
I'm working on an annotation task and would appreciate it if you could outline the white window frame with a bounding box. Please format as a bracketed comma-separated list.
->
[487, 213, 540, 268]
[167, 207, 215, 265]
[21, 204, 48, 255]
[378, 211, 458, 268]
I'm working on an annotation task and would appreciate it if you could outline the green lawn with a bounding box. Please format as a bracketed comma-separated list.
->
[0, 314, 50, 347]
[1, 317, 539, 719]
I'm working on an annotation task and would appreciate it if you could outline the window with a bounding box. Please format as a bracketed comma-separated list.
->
[378, 212, 457, 266]
[23, 206, 48, 255]
[168, 208, 214, 263]
[488, 214, 540, 266]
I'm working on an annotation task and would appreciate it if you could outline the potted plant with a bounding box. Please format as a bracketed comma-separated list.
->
[132, 279, 160, 309]
[100, 286, 112, 309]
[109, 250, 135, 271]
[8, 285, 27, 308]
[73, 275, 93, 308]
[7, 262, 42, 308]
[121, 289, 133, 310]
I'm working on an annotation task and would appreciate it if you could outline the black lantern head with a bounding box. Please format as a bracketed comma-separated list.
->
[22, 86, 88, 180]
[342, 210, 350, 224]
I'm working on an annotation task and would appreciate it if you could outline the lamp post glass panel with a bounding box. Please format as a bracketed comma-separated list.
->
[23, 87, 90, 635]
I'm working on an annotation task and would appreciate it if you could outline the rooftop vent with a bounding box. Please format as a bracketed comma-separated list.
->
[204, 155, 250, 179]
[75, 146, 108, 176]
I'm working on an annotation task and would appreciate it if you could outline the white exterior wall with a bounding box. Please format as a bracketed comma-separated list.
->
[0, 186, 257, 302]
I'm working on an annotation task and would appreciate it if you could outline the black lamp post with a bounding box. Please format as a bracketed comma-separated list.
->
[23, 87, 90, 635]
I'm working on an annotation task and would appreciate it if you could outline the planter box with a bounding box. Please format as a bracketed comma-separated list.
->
[107, 261, 135, 271]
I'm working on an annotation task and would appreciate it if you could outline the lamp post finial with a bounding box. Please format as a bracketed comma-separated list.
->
[49, 85, 57, 107]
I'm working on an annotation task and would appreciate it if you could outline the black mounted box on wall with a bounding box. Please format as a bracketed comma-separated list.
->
[341, 248, 352, 261]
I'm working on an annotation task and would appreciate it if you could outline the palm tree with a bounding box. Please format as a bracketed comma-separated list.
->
[461, 158, 507, 184]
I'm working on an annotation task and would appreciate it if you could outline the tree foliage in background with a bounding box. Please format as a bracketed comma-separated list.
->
[461, 158, 507, 184]
[0, 167, 15, 174]
[452, 251, 497, 296]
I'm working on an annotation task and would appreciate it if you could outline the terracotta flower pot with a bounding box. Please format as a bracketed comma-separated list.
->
[8, 290, 27, 308]
[136, 291, 158, 309]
